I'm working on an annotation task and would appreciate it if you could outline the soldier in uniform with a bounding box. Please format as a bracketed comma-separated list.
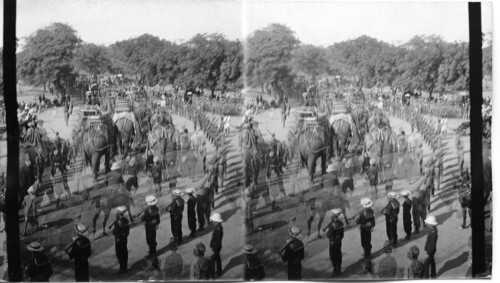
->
[243, 187, 254, 232]
[22, 184, 39, 236]
[112, 206, 130, 274]
[167, 189, 185, 247]
[66, 224, 92, 281]
[382, 192, 400, 249]
[280, 226, 305, 280]
[51, 148, 66, 177]
[209, 212, 224, 278]
[400, 190, 413, 240]
[151, 156, 163, 196]
[423, 215, 438, 278]
[356, 198, 375, 258]
[243, 245, 265, 281]
[326, 208, 345, 277]
[185, 188, 197, 237]
[25, 241, 53, 282]
[141, 195, 160, 257]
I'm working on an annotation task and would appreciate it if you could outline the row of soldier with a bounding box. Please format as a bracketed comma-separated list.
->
[273, 191, 439, 280]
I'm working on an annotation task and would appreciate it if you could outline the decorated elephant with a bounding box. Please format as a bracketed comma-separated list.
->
[148, 123, 179, 169]
[291, 116, 333, 183]
[81, 116, 116, 180]
[330, 117, 353, 160]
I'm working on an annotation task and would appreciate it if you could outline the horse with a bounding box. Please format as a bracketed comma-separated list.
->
[302, 188, 351, 238]
[90, 189, 134, 235]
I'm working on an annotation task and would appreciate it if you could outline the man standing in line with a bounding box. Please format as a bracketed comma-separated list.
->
[424, 215, 438, 278]
[356, 198, 375, 258]
[209, 212, 224, 278]
[326, 208, 345, 277]
[185, 188, 197, 237]
[167, 189, 185, 247]
[382, 192, 400, 250]
[280, 226, 305, 280]
[400, 190, 413, 240]
[112, 206, 130, 274]
[141, 195, 160, 257]
[67, 224, 92, 281]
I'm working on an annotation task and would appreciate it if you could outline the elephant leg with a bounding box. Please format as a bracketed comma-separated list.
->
[321, 152, 327, 176]
[317, 212, 325, 238]
[102, 210, 110, 235]
[307, 214, 315, 236]
[92, 152, 101, 180]
[308, 154, 318, 183]
[127, 205, 134, 223]
[93, 208, 101, 234]
[104, 149, 111, 173]
[342, 208, 349, 226]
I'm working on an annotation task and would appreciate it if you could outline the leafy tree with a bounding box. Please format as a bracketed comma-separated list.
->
[327, 36, 387, 88]
[437, 42, 469, 93]
[245, 24, 300, 101]
[218, 40, 243, 93]
[109, 34, 167, 85]
[177, 33, 228, 94]
[73, 43, 111, 82]
[17, 23, 82, 99]
[483, 34, 492, 79]
[398, 35, 445, 98]
[291, 44, 328, 82]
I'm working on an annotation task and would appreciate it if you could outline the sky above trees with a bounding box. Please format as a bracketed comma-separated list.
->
[1, 0, 493, 48]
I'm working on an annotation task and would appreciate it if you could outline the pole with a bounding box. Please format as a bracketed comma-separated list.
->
[3, 0, 23, 280]
[468, 2, 486, 277]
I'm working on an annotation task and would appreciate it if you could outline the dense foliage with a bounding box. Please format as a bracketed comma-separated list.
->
[16, 23, 491, 99]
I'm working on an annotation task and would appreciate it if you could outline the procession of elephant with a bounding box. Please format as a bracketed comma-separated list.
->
[9, 85, 479, 279]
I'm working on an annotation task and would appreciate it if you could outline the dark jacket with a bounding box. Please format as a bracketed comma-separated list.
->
[210, 223, 223, 252]
[281, 238, 305, 264]
[67, 235, 92, 263]
[25, 252, 53, 282]
[244, 254, 265, 281]
[168, 197, 185, 219]
[141, 205, 160, 227]
[356, 208, 375, 231]
[112, 217, 130, 240]
[384, 199, 400, 222]
[424, 226, 438, 254]
[326, 219, 344, 246]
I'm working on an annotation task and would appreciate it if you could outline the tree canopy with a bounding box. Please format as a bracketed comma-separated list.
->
[16, 22, 488, 99]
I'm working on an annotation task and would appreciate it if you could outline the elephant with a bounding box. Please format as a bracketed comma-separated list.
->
[367, 111, 390, 132]
[148, 123, 179, 169]
[291, 116, 333, 183]
[331, 118, 352, 160]
[115, 114, 141, 157]
[82, 119, 115, 180]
